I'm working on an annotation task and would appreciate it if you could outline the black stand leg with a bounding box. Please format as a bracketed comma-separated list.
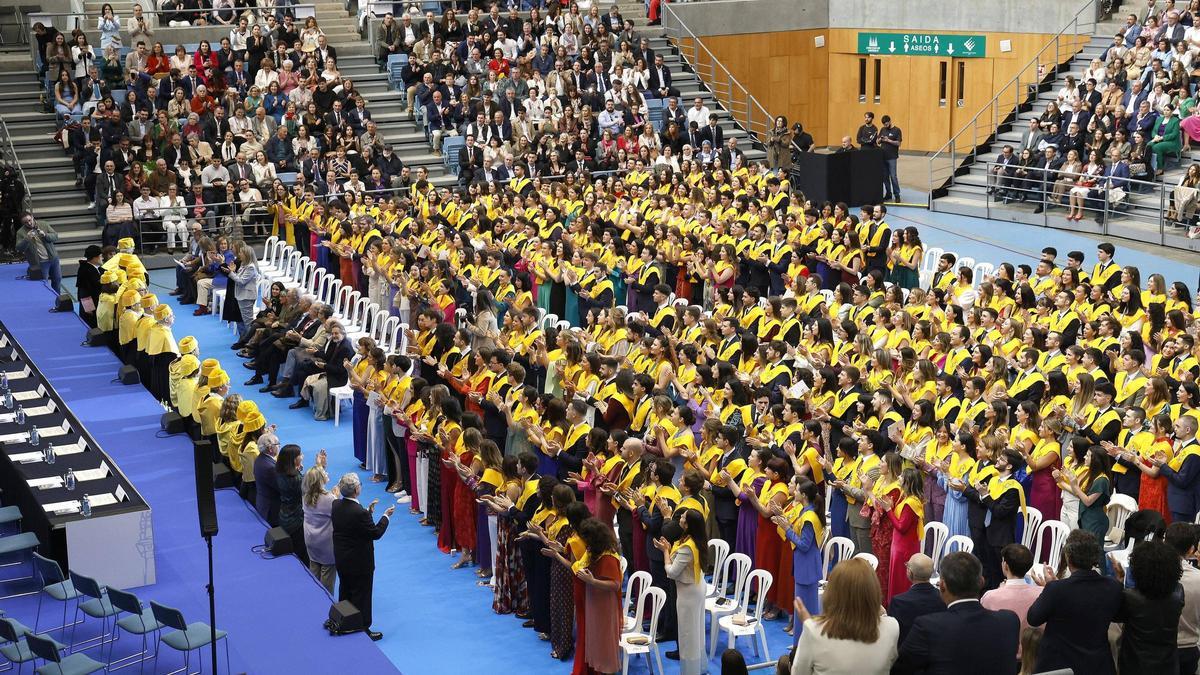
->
[206, 534, 218, 672]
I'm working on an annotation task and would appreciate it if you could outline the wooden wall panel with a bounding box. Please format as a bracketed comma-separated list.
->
[684, 29, 1091, 152]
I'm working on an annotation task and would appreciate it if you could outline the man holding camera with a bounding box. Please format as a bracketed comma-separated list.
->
[16, 213, 61, 296]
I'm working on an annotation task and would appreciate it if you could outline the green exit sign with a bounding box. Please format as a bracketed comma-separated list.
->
[857, 32, 986, 58]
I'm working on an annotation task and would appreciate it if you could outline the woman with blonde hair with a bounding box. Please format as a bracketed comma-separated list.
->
[790, 557, 899, 674]
[302, 459, 338, 593]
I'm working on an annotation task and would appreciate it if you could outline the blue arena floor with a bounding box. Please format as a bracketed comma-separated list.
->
[0, 266, 396, 675]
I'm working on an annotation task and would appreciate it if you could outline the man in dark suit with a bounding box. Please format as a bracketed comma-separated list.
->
[331, 472, 393, 641]
[75, 245, 103, 328]
[457, 134, 483, 187]
[646, 54, 679, 99]
[699, 115, 725, 149]
[989, 144, 1019, 201]
[887, 553, 947, 644]
[290, 322, 352, 409]
[1026, 529, 1124, 675]
[1031, 146, 1065, 214]
[894, 552, 1020, 675]
[252, 432, 280, 526]
[705, 426, 745, 547]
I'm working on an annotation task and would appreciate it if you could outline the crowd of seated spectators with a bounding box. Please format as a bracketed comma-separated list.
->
[30, 1, 757, 255]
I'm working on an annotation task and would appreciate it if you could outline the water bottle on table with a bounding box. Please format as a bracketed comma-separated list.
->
[29, 425, 39, 447]
[3, 391, 12, 410]
[80, 494, 91, 518]
[65, 469, 75, 491]
[15, 406, 25, 426]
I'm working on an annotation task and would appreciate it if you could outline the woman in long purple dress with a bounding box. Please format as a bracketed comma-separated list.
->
[734, 448, 768, 566]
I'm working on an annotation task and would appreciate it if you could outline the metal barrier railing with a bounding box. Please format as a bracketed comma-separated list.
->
[0, 115, 30, 213]
[926, 0, 1106, 204]
[659, 2, 773, 146]
[970, 158, 1199, 248]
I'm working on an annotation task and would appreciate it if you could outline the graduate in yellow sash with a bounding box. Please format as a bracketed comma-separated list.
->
[770, 477, 824, 646]
[970, 448, 1026, 589]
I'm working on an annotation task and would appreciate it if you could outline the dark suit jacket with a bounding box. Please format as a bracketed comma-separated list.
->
[322, 338, 354, 388]
[895, 600, 1019, 675]
[331, 498, 389, 575]
[887, 582, 947, 645]
[1027, 569, 1124, 675]
[700, 124, 724, 148]
[253, 454, 280, 526]
[76, 261, 102, 310]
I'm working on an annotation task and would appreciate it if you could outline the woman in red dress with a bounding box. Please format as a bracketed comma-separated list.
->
[865, 452, 903, 603]
[447, 424, 481, 569]
[570, 518, 623, 675]
[1130, 413, 1176, 522]
[886, 467, 925, 604]
[744, 456, 793, 620]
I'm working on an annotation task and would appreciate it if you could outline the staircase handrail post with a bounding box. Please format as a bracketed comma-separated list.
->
[928, 0, 1100, 200]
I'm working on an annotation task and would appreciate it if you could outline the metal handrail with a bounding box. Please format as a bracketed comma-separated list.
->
[0, 115, 30, 212]
[973, 158, 1198, 250]
[927, 0, 1105, 205]
[659, 2, 773, 144]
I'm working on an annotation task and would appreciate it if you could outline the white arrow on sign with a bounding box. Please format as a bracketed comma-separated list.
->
[888, 41, 895, 53]
[904, 42, 910, 52]
[946, 43, 955, 55]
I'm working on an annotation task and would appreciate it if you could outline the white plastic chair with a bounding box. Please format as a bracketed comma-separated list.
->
[1021, 507, 1043, 551]
[716, 568, 772, 661]
[333, 286, 356, 321]
[854, 552, 879, 570]
[705, 539, 730, 598]
[923, 521, 949, 567]
[705, 552, 751, 659]
[257, 235, 281, 271]
[619, 585, 666, 675]
[821, 536, 855, 584]
[944, 534, 974, 555]
[555, 319, 571, 333]
[540, 312, 558, 330]
[1034, 520, 1071, 571]
[621, 571, 652, 633]
[345, 295, 372, 336]
[331, 384, 354, 427]
[1106, 494, 1138, 545]
[284, 259, 315, 292]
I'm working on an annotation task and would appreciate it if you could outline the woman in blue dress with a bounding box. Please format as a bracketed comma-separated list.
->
[777, 477, 824, 646]
[938, 429, 977, 539]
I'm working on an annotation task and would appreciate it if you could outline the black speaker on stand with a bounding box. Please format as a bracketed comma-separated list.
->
[193, 441, 220, 670]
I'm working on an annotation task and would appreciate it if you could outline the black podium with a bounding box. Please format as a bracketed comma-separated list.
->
[789, 147, 884, 206]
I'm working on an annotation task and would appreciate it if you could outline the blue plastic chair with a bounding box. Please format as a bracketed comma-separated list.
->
[0, 531, 38, 588]
[24, 632, 104, 675]
[0, 615, 61, 671]
[105, 588, 161, 674]
[32, 554, 81, 637]
[68, 573, 118, 654]
[150, 602, 229, 675]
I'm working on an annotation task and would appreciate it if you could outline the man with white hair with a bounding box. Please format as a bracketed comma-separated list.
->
[331, 473, 393, 640]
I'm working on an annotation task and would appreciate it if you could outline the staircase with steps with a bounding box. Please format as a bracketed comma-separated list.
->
[343, 0, 763, 177]
[931, 16, 1200, 254]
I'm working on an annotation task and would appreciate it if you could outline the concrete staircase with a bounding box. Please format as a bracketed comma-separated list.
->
[931, 20, 1200, 253]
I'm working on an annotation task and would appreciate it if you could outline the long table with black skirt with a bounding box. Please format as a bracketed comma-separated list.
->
[0, 329, 153, 589]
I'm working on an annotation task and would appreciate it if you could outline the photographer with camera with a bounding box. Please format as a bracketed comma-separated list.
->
[15, 213, 62, 296]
